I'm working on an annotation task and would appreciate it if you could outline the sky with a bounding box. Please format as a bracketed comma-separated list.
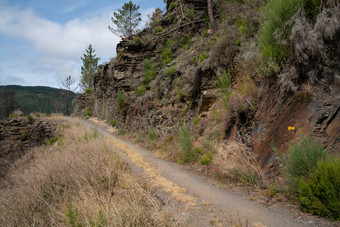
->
[0, 0, 166, 89]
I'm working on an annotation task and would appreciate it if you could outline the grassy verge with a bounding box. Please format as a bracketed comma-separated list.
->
[0, 121, 177, 226]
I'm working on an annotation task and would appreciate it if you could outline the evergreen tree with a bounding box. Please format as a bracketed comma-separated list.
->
[108, 1, 142, 38]
[80, 44, 100, 91]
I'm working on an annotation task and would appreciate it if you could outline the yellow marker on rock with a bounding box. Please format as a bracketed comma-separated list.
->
[288, 126, 295, 131]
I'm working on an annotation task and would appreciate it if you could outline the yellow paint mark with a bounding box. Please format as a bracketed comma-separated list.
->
[106, 137, 196, 206]
[288, 126, 295, 131]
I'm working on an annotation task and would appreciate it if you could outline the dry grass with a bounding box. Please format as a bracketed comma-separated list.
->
[0, 121, 178, 226]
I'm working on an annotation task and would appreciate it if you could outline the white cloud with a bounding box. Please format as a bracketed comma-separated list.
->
[0, 2, 156, 89]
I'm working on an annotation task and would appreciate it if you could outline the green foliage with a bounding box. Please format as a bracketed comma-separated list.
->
[135, 84, 146, 96]
[160, 39, 173, 66]
[217, 70, 232, 109]
[0, 85, 76, 117]
[168, 14, 175, 22]
[168, 1, 178, 11]
[83, 129, 99, 141]
[148, 130, 158, 141]
[27, 115, 35, 125]
[234, 17, 250, 35]
[258, 0, 304, 62]
[115, 91, 126, 112]
[194, 146, 203, 154]
[84, 88, 93, 94]
[164, 66, 176, 77]
[80, 44, 101, 91]
[148, 7, 163, 28]
[179, 35, 191, 50]
[82, 108, 91, 119]
[185, 7, 194, 21]
[35, 112, 41, 117]
[153, 25, 164, 34]
[142, 59, 157, 85]
[286, 136, 326, 186]
[110, 119, 116, 127]
[200, 152, 213, 165]
[134, 37, 142, 44]
[255, 57, 280, 77]
[20, 132, 29, 141]
[108, 1, 141, 38]
[297, 156, 340, 220]
[118, 128, 125, 135]
[198, 52, 209, 62]
[178, 125, 197, 164]
[9, 114, 15, 118]
[66, 202, 82, 227]
[47, 137, 58, 146]
[192, 116, 201, 125]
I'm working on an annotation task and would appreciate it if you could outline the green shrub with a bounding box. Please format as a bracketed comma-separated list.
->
[110, 119, 116, 127]
[115, 91, 126, 112]
[168, 1, 178, 11]
[192, 116, 201, 125]
[148, 130, 158, 141]
[27, 116, 35, 125]
[286, 136, 326, 186]
[200, 152, 213, 165]
[178, 125, 197, 163]
[198, 52, 209, 62]
[20, 132, 29, 141]
[135, 84, 146, 96]
[217, 70, 232, 108]
[134, 37, 142, 44]
[160, 40, 173, 66]
[35, 112, 41, 117]
[258, 0, 303, 62]
[234, 17, 250, 35]
[47, 137, 58, 145]
[194, 146, 203, 154]
[164, 66, 176, 77]
[118, 128, 125, 135]
[82, 108, 91, 119]
[142, 59, 157, 85]
[168, 14, 175, 22]
[85, 88, 93, 94]
[179, 34, 191, 50]
[9, 114, 15, 118]
[153, 25, 164, 34]
[297, 156, 340, 220]
[186, 7, 194, 20]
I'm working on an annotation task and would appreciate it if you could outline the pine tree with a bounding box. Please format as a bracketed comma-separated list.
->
[80, 44, 100, 91]
[108, 1, 142, 38]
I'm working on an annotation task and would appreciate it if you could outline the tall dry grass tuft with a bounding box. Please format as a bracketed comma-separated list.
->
[0, 121, 176, 226]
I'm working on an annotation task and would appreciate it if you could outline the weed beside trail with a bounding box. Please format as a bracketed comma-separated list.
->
[0, 121, 177, 226]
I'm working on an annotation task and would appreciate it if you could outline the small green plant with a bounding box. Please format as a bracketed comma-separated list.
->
[192, 116, 201, 125]
[179, 34, 191, 50]
[194, 146, 203, 154]
[110, 119, 116, 127]
[84, 88, 93, 94]
[66, 202, 82, 227]
[178, 125, 197, 163]
[286, 136, 326, 187]
[134, 37, 142, 44]
[297, 156, 340, 220]
[168, 1, 178, 11]
[47, 137, 58, 145]
[35, 112, 41, 117]
[160, 39, 173, 66]
[118, 128, 125, 135]
[234, 17, 250, 35]
[82, 108, 91, 119]
[27, 115, 35, 125]
[20, 132, 29, 141]
[135, 84, 146, 96]
[198, 52, 209, 62]
[185, 7, 194, 20]
[153, 25, 164, 34]
[164, 66, 176, 77]
[200, 152, 213, 165]
[168, 13, 175, 22]
[142, 59, 157, 84]
[9, 114, 15, 118]
[83, 129, 99, 141]
[148, 130, 158, 141]
[115, 91, 126, 112]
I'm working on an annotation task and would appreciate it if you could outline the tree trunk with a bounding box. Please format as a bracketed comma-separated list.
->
[207, 0, 217, 32]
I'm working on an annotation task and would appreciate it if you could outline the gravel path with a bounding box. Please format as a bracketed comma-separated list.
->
[69, 117, 334, 227]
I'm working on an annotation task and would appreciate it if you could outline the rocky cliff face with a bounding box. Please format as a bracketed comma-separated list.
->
[73, 0, 339, 172]
[0, 118, 58, 179]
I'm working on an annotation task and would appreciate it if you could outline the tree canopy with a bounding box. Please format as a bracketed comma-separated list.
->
[80, 44, 100, 91]
[108, 1, 142, 38]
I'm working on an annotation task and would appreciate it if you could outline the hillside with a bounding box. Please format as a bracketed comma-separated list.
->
[0, 85, 77, 118]
[73, 0, 340, 220]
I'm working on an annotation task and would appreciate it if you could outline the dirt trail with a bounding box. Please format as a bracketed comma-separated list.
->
[69, 117, 333, 227]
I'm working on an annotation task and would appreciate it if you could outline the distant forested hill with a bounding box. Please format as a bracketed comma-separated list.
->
[0, 85, 77, 118]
